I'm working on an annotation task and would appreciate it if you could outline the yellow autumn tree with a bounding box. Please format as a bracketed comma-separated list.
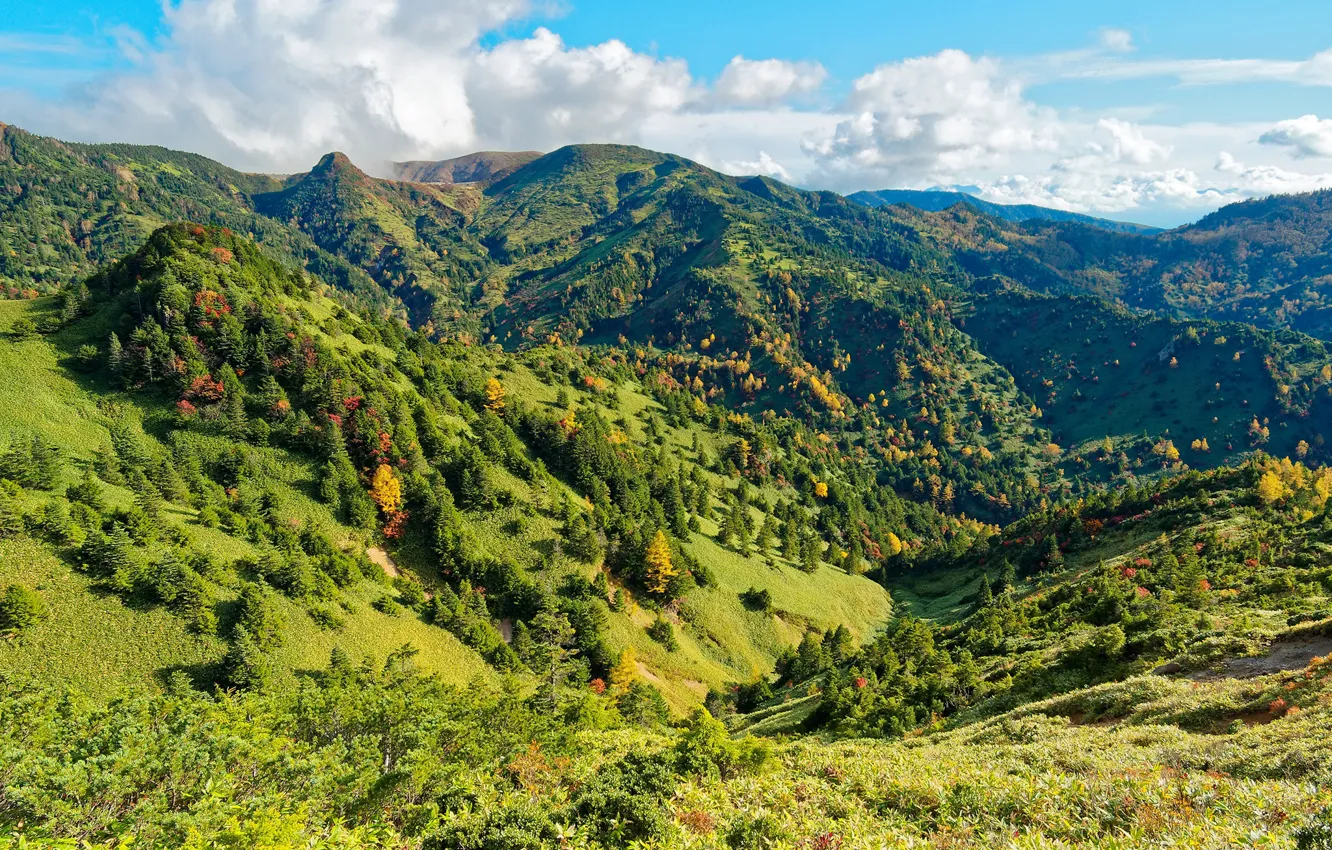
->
[1257, 470, 1287, 505]
[484, 377, 505, 412]
[735, 438, 751, 469]
[885, 531, 903, 557]
[370, 464, 402, 514]
[814, 481, 829, 499]
[644, 529, 677, 595]
[609, 647, 639, 694]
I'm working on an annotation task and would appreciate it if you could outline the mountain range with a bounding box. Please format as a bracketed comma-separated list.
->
[2, 121, 1332, 848]
[847, 187, 1163, 234]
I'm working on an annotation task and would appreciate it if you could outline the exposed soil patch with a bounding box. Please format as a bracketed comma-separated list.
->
[1213, 637, 1332, 679]
[366, 547, 400, 579]
[1234, 709, 1278, 727]
[1068, 711, 1121, 728]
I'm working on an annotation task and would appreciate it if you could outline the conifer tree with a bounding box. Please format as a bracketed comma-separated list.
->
[531, 607, 577, 714]
[644, 529, 677, 595]
[370, 464, 403, 515]
[0, 488, 22, 539]
[0, 584, 47, 633]
[484, 377, 505, 413]
[800, 534, 821, 573]
[107, 332, 124, 382]
[223, 626, 272, 689]
[235, 583, 284, 651]
[609, 646, 639, 695]
[756, 514, 778, 552]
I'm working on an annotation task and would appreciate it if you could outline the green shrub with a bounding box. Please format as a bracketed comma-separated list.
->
[0, 584, 47, 633]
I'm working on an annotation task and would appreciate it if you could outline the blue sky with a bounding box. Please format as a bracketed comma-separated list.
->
[4, 0, 1331, 225]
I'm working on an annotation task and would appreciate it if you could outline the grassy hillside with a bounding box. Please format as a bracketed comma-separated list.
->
[0, 225, 896, 712]
[6, 131, 1332, 849]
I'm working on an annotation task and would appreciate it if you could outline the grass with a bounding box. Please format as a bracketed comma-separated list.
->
[0, 536, 223, 696]
[0, 300, 111, 457]
[2, 285, 899, 714]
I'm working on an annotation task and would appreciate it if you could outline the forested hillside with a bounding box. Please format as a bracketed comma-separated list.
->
[2, 125, 1332, 849]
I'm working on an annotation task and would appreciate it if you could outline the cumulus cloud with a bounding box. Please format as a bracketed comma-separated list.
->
[712, 56, 826, 107]
[467, 28, 696, 151]
[803, 49, 1059, 189]
[5, 0, 701, 172]
[719, 150, 791, 180]
[6, 5, 1332, 224]
[1259, 114, 1332, 158]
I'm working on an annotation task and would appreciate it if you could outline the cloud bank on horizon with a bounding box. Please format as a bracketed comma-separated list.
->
[4, 0, 1332, 225]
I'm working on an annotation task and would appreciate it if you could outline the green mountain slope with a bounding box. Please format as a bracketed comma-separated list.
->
[6, 129, 1332, 850]
[0, 224, 899, 711]
[849, 187, 1162, 234]
[0, 123, 393, 311]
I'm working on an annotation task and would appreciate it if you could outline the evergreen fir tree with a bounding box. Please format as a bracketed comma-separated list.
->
[223, 626, 272, 689]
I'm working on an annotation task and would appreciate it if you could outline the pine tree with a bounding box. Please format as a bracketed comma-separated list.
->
[781, 516, 799, 560]
[0, 488, 22, 538]
[724, 500, 750, 553]
[644, 529, 678, 595]
[978, 574, 994, 608]
[224, 626, 272, 689]
[800, 535, 820, 573]
[511, 619, 535, 665]
[107, 332, 124, 382]
[531, 607, 577, 714]
[236, 583, 284, 651]
[755, 514, 777, 552]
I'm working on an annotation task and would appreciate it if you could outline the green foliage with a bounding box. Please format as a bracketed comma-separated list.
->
[0, 584, 46, 633]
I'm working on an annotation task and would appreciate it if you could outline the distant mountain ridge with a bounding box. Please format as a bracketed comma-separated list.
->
[848, 188, 1162, 234]
[392, 150, 543, 184]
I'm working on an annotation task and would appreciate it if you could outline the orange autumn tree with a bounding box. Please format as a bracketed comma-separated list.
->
[644, 529, 677, 595]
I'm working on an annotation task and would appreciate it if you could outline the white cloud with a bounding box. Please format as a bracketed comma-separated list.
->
[1259, 114, 1332, 158]
[712, 56, 826, 107]
[803, 49, 1059, 188]
[720, 150, 791, 180]
[467, 28, 696, 151]
[5, 0, 697, 172]
[1098, 28, 1134, 53]
[1069, 48, 1332, 87]
[6, 6, 1332, 224]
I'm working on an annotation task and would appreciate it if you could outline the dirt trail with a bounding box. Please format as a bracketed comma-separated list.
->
[1217, 637, 1332, 678]
[366, 547, 400, 579]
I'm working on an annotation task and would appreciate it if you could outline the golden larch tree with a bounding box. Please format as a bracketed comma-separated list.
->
[484, 377, 505, 412]
[644, 529, 677, 595]
[609, 647, 639, 694]
[1257, 470, 1287, 505]
[886, 531, 904, 557]
[370, 464, 402, 515]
